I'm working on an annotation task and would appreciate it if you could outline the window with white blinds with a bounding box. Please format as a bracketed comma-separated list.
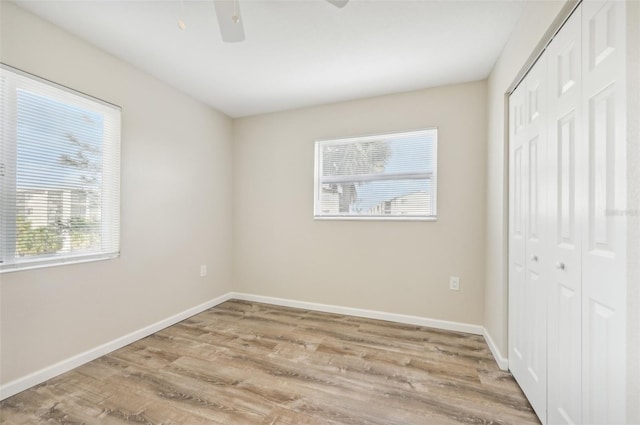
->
[314, 128, 437, 220]
[0, 64, 121, 272]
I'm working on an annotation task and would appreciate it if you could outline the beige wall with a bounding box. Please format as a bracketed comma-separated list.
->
[0, 2, 233, 385]
[483, 0, 568, 359]
[233, 81, 487, 325]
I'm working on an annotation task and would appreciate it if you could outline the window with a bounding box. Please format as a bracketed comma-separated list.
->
[0, 64, 121, 272]
[314, 128, 437, 220]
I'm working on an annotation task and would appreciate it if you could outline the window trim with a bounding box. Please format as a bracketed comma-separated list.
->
[1, 64, 120, 110]
[0, 63, 122, 273]
[313, 128, 438, 221]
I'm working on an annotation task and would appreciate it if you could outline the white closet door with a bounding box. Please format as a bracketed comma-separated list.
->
[509, 80, 528, 402]
[509, 55, 548, 423]
[581, 1, 627, 423]
[546, 7, 583, 425]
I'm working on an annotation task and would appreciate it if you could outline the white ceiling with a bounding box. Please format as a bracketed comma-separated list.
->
[14, 0, 528, 118]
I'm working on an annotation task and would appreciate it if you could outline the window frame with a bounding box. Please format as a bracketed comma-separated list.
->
[0, 63, 121, 273]
[313, 128, 438, 221]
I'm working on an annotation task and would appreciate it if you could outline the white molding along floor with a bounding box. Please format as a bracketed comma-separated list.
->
[0, 293, 234, 400]
[231, 292, 484, 335]
[0, 292, 502, 400]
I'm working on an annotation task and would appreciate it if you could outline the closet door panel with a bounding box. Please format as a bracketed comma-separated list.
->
[524, 64, 548, 412]
[509, 83, 528, 375]
[581, 1, 627, 423]
[546, 8, 583, 425]
[509, 55, 548, 422]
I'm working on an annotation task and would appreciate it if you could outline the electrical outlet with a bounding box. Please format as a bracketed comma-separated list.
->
[200, 265, 207, 277]
[450, 276, 460, 291]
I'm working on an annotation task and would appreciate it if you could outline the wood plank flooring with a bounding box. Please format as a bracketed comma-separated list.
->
[0, 300, 539, 424]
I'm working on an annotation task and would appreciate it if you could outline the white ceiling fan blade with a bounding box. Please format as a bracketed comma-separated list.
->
[213, 0, 245, 43]
[326, 0, 349, 8]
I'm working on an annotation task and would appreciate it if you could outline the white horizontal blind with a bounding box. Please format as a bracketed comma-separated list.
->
[314, 129, 437, 219]
[0, 64, 121, 272]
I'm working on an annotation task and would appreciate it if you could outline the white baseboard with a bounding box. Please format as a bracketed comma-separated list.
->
[230, 292, 484, 335]
[483, 327, 509, 370]
[230, 293, 512, 369]
[1, 291, 507, 401]
[0, 292, 233, 401]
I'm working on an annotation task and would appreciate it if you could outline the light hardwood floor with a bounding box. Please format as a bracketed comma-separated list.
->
[0, 300, 539, 424]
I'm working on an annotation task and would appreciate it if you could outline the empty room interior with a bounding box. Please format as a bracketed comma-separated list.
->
[0, 0, 639, 424]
